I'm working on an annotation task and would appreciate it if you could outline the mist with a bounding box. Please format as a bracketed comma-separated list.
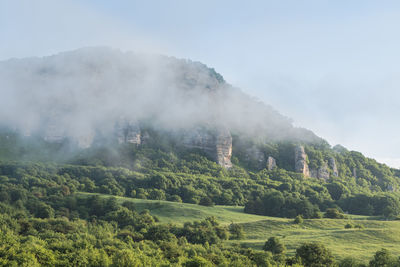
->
[0, 47, 317, 149]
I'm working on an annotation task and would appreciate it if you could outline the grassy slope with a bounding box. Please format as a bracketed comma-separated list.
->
[78, 192, 267, 224]
[239, 218, 400, 262]
[79, 192, 400, 263]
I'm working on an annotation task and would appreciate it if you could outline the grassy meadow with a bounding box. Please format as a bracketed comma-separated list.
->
[79, 192, 400, 263]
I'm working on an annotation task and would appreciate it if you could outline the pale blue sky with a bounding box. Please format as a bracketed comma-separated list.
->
[1, 0, 400, 167]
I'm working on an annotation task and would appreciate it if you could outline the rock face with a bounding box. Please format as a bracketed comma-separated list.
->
[317, 162, 330, 181]
[310, 169, 318, 179]
[116, 120, 141, 145]
[310, 162, 330, 182]
[387, 184, 396, 192]
[310, 162, 330, 181]
[215, 128, 233, 168]
[43, 124, 66, 143]
[183, 127, 232, 168]
[294, 145, 310, 177]
[329, 157, 339, 177]
[267, 156, 277, 170]
[183, 127, 215, 153]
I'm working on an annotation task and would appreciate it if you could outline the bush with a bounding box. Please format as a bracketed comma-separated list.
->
[339, 257, 362, 267]
[263, 237, 286, 255]
[354, 224, 364, 230]
[324, 208, 345, 219]
[184, 256, 213, 267]
[369, 249, 397, 267]
[295, 242, 336, 267]
[229, 223, 245, 240]
[168, 195, 182, 203]
[199, 196, 214, 207]
[294, 215, 304, 224]
[344, 223, 353, 229]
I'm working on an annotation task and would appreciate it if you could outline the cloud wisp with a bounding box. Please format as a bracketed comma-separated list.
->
[0, 48, 316, 149]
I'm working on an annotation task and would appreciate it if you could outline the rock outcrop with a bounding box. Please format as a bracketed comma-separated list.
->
[243, 146, 266, 170]
[310, 169, 318, 179]
[310, 162, 330, 181]
[183, 126, 232, 168]
[42, 122, 94, 148]
[43, 124, 66, 143]
[215, 128, 233, 168]
[387, 184, 397, 192]
[267, 156, 277, 170]
[317, 162, 330, 181]
[329, 157, 339, 177]
[294, 145, 310, 177]
[353, 168, 357, 178]
[116, 120, 141, 145]
[183, 127, 215, 153]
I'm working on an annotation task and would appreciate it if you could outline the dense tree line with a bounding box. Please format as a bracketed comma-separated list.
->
[0, 160, 398, 265]
[2, 127, 400, 219]
[1, 156, 400, 219]
[0, 197, 396, 266]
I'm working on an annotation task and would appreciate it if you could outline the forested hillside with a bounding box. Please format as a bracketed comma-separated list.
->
[1, 48, 400, 266]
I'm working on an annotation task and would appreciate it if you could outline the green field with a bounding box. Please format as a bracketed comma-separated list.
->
[78, 192, 268, 224]
[79, 192, 400, 263]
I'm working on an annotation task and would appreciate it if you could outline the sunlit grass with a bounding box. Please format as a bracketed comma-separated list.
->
[78, 192, 400, 263]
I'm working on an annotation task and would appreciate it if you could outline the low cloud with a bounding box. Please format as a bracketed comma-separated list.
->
[0, 47, 314, 147]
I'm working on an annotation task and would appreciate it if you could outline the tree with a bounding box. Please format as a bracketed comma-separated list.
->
[295, 242, 336, 267]
[326, 182, 348, 201]
[369, 249, 396, 267]
[112, 249, 141, 267]
[145, 225, 174, 242]
[199, 196, 214, 207]
[294, 215, 304, 224]
[263, 237, 286, 255]
[262, 192, 285, 216]
[339, 257, 362, 267]
[324, 208, 345, 219]
[228, 223, 245, 240]
[184, 256, 213, 267]
[34, 203, 54, 219]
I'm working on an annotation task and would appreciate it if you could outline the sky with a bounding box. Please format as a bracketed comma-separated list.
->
[1, 0, 400, 167]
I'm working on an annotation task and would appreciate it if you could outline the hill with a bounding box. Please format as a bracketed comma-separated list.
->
[1, 48, 400, 265]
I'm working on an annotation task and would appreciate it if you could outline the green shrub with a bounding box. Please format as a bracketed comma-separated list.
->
[324, 208, 345, 219]
[354, 224, 364, 230]
[344, 223, 353, 229]
[294, 215, 304, 224]
[229, 223, 245, 240]
[263, 237, 286, 255]
[296, 242, 336, 267]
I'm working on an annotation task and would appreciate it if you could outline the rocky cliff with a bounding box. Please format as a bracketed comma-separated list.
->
[294, 145, 310, 177]
[115, 120, 142, 145]
[43, 124, 65, 143]
[242, 146, 266, 170]
[329, 157, 339, 177]
[183, 127, 215, 153]
[267, 156, 277, 170]
[183, 127, 232, 168]
[317, 162, 330, 181]
[215, 128, 233, 168]
[295, 150, 339, 181]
